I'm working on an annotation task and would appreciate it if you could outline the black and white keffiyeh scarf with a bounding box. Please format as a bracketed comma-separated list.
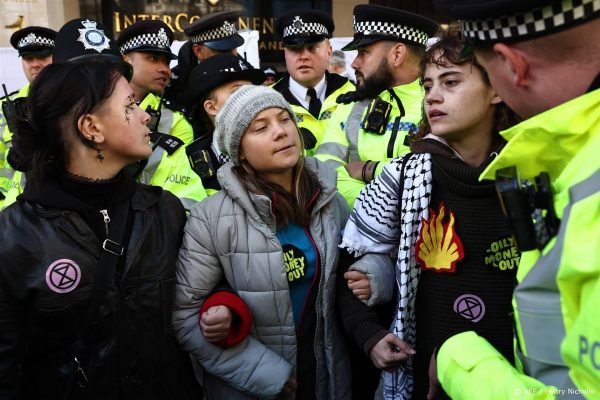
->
[341, 152, 432, 400]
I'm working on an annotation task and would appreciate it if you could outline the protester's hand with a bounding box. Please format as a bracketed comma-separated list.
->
[369, 333, 415, 372]
[280, 376, 297, 397]
[200, 305, 232, 343]
[427, 348, 441, 400]
[345, 160, 367, 180]
[344, 270, 372, 300]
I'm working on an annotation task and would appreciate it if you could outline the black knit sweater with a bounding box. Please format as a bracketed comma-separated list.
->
[411, 143, 518, 400]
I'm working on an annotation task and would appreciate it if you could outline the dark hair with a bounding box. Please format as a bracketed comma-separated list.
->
[8, 60, 126, 184]
[232, 124, 320, 229]
[413, 24, 518, 141]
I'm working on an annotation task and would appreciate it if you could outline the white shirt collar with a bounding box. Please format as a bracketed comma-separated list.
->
[288, 75, 327, 109]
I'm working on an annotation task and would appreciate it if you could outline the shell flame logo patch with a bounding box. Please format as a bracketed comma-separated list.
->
[415, 203, 464, 273]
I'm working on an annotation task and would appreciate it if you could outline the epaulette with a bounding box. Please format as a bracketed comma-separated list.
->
[162, 98, 186, 115]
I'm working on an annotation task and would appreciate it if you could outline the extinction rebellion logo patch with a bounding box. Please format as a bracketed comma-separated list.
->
[45, 259, 81, 294]
[453, 294, 485, 322]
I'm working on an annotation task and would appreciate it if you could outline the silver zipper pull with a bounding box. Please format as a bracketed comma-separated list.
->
[99, 209, 110, 235]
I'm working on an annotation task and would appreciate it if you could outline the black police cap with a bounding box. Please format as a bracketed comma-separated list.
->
[275, 9, 334, 47]
[117, 20, 177, 59]
[182, 54, 265, 106]
[433, 0, 600, 44]
[53, 18, 132, 80]
[184, 11, 244, 50]
[10, 26, 56, 57]
[342, 5, 438, 51]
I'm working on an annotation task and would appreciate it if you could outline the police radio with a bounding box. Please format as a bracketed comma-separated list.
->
[495, 166, 560, 251]
[145, 106, 161, 133]
[1, 84, 26, 134]
[186, 136, 217, 179]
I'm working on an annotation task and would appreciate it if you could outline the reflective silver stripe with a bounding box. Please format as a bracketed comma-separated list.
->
[139, 147, 166, 185]
[0, 168, 16, 180]
[315, 142, 348, 166]
[19, 172, 26, 188]
[140, 106, 174, 184]
[515, 168, 600, 386]
[158, 108, 174, 136]
[345, 99, 370, 162]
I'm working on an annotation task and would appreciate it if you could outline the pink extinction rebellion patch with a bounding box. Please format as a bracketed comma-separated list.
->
[45, 259, 81, 294]
[453, 294, 485, 323]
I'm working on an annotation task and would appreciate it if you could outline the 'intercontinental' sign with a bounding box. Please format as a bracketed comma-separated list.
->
[112, 12, 285, 53]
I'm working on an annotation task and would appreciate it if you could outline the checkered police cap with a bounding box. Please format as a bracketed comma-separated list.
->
[184, 11, 243, 49]
[276, 9, 334, 46]
[120, 28, 170, 52]
[353, 18, 430, 46]
[283, 16, 329, 38]
[434, 0, 600, 44]
[117, 20, 176, 58]
[10, 26, 57, 56]
[18, 33, 55, 49]
[190, 20, 237, 43]
[342, 5, 438, 51]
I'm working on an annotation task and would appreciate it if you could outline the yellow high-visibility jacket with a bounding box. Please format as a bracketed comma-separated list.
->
[316, 79, 423, 208]
[0, 84, 29, 210]
[138, 93, 208, 211]
[437, 89, 600, 400]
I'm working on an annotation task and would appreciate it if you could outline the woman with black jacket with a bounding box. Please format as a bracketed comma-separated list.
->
[0, 60, 199, 399]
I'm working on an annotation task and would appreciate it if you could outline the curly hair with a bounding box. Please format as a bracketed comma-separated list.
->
[412, 24, 519, 142]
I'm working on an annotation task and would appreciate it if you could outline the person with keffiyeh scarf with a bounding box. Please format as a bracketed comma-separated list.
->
[338, 25, 520, 400]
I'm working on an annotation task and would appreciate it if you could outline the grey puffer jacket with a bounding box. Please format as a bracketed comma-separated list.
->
[173, 157, 351, 400]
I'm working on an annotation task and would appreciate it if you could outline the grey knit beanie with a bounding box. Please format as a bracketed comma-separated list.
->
[215, 85, 296, 165]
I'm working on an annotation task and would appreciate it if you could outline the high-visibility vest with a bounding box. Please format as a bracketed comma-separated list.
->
[437, 88, 600, 399]
[316, 79, 423, 208]
[0, 84, 29, 210]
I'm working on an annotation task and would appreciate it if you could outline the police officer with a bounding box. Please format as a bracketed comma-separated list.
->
[273, 9, 355, 156]
[180, 54, 265, 194]
[52, 18, 123, 63]
[166, 11, 244, 106]
[315, 5, 437, 207]
[1, 26, 56, 209]
[117, 20, 208, 210]
[426, 1, 600, 398]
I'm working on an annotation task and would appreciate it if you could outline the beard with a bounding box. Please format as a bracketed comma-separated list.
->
[355, 57, 395, 99]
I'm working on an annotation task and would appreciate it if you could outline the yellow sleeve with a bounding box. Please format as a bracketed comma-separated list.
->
[437, 331, 555, 400]
[315, 102, 350, 167]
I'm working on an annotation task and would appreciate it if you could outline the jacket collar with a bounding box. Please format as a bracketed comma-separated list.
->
[217, 157, 338, 228]
[481, 88, 600, 182]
